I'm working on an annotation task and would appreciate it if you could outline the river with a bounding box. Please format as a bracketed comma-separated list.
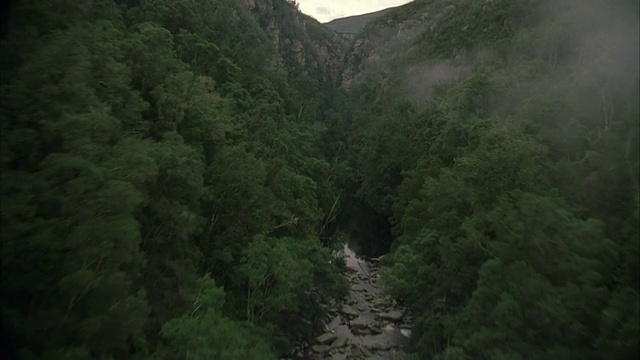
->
[294, 243, 412, 359]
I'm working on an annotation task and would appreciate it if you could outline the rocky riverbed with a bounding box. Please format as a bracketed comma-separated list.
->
[291, 244, 412, 360]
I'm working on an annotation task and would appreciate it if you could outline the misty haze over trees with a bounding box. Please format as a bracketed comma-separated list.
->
[0, 0, 638, 360]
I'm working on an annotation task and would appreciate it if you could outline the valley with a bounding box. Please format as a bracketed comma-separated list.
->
[0, 1, 638, 360]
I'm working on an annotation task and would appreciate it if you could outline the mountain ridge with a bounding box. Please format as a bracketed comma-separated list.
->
[323, 5, 401, 39]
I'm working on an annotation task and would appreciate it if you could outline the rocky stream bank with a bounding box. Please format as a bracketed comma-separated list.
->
[290, 244, 412, 360]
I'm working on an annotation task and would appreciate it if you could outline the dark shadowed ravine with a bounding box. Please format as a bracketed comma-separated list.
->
[292, 244, 412, 360]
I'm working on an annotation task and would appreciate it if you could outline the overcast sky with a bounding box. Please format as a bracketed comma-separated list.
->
[297, 0, 413, 23]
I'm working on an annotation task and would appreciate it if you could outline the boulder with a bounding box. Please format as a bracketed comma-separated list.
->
[379, 310, 403, 321]
[364, 339, 393, 352]
[340, 304, 359, 317]
[359, 346, 372, 358]
[352, 326, 371, 335]
[349, 316, 372, 329]
[330, 336, 348, 349]
[372, 298, 391, 308]
[315, 332, 337, 345]
[311, 345, 331, 353]
[353, 286, 367, 293]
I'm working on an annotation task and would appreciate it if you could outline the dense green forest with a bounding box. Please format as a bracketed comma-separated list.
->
[1, 0, 348, 359]
[333, 0, 639, 359]
[1, 0, 638, 359]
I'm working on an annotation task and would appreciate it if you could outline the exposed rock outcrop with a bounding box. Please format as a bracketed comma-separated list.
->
[304, 244, 412, 360]
[242, 0, 346, 86]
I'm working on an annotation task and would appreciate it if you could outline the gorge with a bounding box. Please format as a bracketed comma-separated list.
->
[295, 244, 411, 360]
[1, 1, 638, 360]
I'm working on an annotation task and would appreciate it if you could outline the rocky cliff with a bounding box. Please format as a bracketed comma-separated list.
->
[242, 0, 347, 87]
[324, 6, 399, 40]
[339, 0, 474, 96]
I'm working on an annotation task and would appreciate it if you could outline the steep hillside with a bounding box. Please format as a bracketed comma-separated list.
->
[243, 0, 347, 87]
[0, 0, 349, 359]
[1, 0, 638, 359]
[340, 0, 530, 89]
[329, 0, 640, 358]
[324, 6, 398, 39]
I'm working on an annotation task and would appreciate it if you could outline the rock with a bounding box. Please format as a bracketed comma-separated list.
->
[355, 303, 367, 311]
[379, 310, 403, 321]
[352, 326, 371, 335]
[316, 332, 337, 344]
[349, 316, 372, 328]
[359, 346, 372, 358]
[365, 340, 392, 351]
[340, 304, 359, 317]
[372, 298, 391, 308]
[302, 245, 414, 357]
[330, 336, 348, 349]
[353, 286, 367, 293]
[311, 345, 331, 353]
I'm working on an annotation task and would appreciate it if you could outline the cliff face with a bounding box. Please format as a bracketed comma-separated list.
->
[238, 0, 504, 97]
[324, 6, 398, 40]
[339, 0, 469, 95]
[242, 0, 347, 87]
[337, 0, 544, 103]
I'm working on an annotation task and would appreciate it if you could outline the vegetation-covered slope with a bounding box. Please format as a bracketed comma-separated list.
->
[0, 0, 348, 359]
[1, 0, 638, 359]
[324, 6, 398, 39]
[330, 0, 639, 358]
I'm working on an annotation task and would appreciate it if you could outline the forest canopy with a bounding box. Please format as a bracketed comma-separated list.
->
[1, 0, 347, 359]
[1, 0, 638, 359]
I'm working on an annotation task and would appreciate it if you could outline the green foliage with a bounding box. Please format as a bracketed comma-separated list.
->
[422, 0, 536, 57]
[157, 276, 276, 360]
[2, 0, 637, 359]
[335, 1, 639, 359]
[1, 0, 347, 358]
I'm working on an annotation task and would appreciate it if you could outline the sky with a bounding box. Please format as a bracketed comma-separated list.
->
[296, 0, 413, 23]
